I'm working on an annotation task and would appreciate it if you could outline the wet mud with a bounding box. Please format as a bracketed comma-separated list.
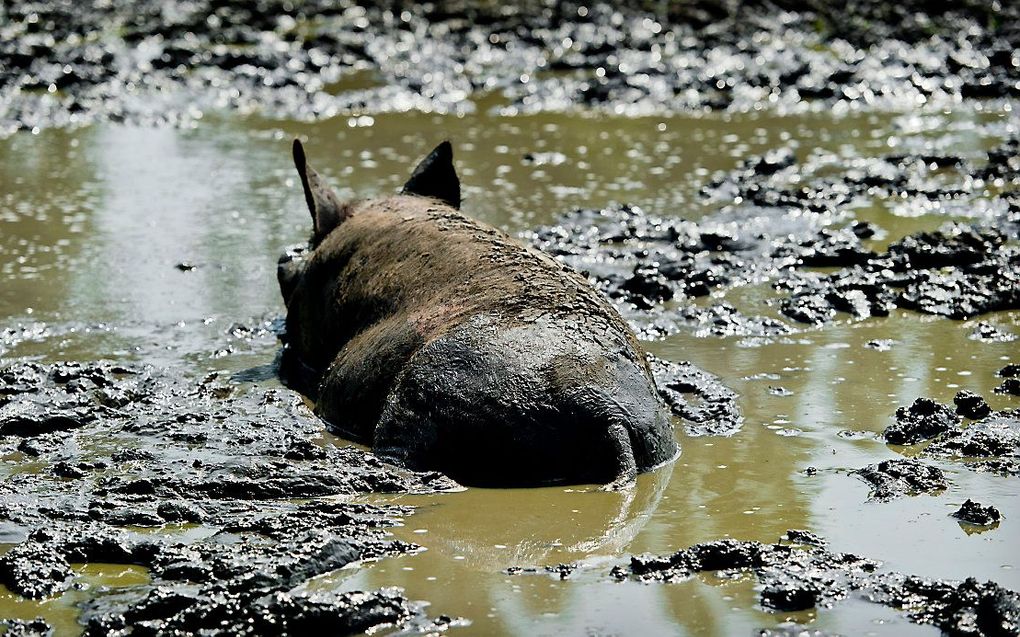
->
[850, 458, 948, 502]
[1, 0, 1018, 634]
[525, 133, 1020, 349]
[953, 500, 1002, 528]
[647, 354, 743, 436]
[600, 533, 1020, 636]
[0, 361, 458, 635]
[2, 0, 1019, 135]
[880, 375, 1020, 477]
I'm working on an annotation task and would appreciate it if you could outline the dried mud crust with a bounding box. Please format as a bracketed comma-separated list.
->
[603, 535, 1020, 636]
[1, 0, 1019, 134]
[526, 141, 1020, 338]
[0, 361, 459, 635]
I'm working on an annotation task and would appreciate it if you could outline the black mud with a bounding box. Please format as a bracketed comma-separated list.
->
[956, 390, 993, 421]
[883, 397, 960, 446]
[850, 458, 948, 502]
[890, 387, 1020, 477]
[0, 361, 459, 634]
[526, 204, 798, 340]
[603, 534, 1020, 637]
[647, 354, 743, 436]
[527, 141, 1019, 343]
[0, 619, 52, 637]
[2, 1, 1019, 134]
[925, 411, 1020, 464]
[953, 499, 1002, 528]
[846, 387, 1020, 499]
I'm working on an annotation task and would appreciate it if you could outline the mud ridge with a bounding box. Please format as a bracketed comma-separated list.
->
[2, 1, 1019, 135]
[0, 361, 459, 634]
[515, 532, 1020, 636]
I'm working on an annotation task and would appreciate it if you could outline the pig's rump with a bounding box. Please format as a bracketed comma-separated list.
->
[316, 314, 678, 486]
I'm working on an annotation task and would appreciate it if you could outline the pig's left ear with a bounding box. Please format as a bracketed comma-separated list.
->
[402, 141, 461, 209]
[293, 139, 347, 241]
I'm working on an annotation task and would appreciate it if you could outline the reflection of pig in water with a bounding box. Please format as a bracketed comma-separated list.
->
[277, 140, 678, 487]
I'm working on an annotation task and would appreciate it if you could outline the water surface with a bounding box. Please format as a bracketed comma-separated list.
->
[1, 103, 1017, 635]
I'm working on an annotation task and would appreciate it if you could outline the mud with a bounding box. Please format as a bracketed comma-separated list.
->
[1, 0, 1018, 633]
[999, 379, 1020, 397]
[0, 361, 458, 634]
[647, 354, 742, 436]
[3, 0, 1019, 135]
[525, 204, 801, 339]
[527, 137, 1020, 342]
[857, 385, 1020, 487]
[883, 397, 960, 445]
[953, 500, 1002, 527]
[956, 390, 993, 421]
[850, 459, 948, 502]
[0, 619, 52, 637]
[603, 534, 1020, 637]
[925, 411, 1020, 461]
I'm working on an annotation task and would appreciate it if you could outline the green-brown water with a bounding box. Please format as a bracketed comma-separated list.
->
[1, 102, 1017, 635]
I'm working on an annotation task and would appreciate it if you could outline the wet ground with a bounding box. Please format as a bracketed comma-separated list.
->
[2, 1, 1020, 636]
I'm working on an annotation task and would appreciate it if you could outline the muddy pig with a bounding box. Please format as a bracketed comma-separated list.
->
[277, 140, 678, 487]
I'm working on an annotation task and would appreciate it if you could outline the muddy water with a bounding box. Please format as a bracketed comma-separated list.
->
[1, 102, 1017, 635]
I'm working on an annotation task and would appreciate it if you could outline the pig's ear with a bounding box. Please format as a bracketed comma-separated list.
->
[293, 139, 346, 240]
[402, 141, 461, 209]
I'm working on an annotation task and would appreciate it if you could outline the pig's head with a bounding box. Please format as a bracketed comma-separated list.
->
[277, 140, 460, 375]
[277, 139, 460, 307]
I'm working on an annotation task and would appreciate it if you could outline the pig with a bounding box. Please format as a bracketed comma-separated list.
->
[277, 140, 678, 487]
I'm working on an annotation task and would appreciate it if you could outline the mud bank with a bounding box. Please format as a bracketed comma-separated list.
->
[606, 534, 1020, 636]
[2, 0, 1019, 135]
[510, 532, 1020, 635]
[0, 361, 459, 634]
[526, 134, 1020, 340]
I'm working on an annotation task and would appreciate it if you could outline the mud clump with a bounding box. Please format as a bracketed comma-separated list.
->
[695, 147, 1020, 328]
[526, 204, 798, 340]
[783, 530, 824, 547]
[0, 619, 52, 637]
[529, 141, 1019, 345]
[781, 224, 1020, 325]
[999, 365, 1020, 396]
[925, 412, 1020, 460]
[647, 354, 743, 436]
[870, 387, 1020, 480]
[998, 379, 1020, 397]
[955, 390, 992, 420]
[609, 534, 1020, 636]
[953, 499, 1002, 527]
[0, 361, 458, 633]
[851, 458, 948, 501]
[971, 322, 1018, 343]
[884, 397, 961, 445]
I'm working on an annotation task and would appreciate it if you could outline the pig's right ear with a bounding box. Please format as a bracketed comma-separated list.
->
[402, 141, 461, 209]
[293, 139, 346, 240]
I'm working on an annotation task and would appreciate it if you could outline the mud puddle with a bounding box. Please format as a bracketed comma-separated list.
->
[1, 99, 1018, 635]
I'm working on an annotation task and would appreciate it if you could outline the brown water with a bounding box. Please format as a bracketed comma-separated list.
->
[1, 100, 1018, 635]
